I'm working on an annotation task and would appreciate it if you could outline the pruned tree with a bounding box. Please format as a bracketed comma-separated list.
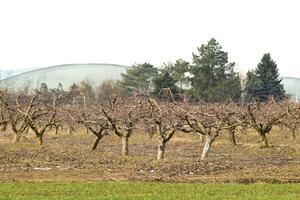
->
[65, 105, 110, 150]
[223, 102, 241, 145]
[0, 91, 31, 142]
[0, 111, 9, 132]
[285, 103, 300, 140]
[144, 97, 184, 160]
[102, 96, 144, 156]
[180, 102, 235, 159]
[49, 122, 64, 135]
[7, 108, 28, 143]
[0, 91, 10, 133]
[16, 92, 62, 145]
[242, 100, 287, 148]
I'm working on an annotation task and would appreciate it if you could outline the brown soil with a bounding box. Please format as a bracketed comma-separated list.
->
[0, 127, 299, 183]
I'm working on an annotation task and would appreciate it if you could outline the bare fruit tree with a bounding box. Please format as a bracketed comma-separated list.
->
[145, 98, 184, 160]
[180, 102, 235, 159]
[102, 96, 144, 156]
[242, 100, 287, 148]
[16, 92, 62, 145]
[285, 103, 300, 140]
[0, 91, 10, 133]
[65, 105, 110, 150]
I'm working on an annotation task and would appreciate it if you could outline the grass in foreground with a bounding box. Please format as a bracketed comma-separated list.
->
[0, 182, 299, 200]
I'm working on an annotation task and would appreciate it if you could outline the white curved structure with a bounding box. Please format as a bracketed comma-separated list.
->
[1, 63, 128, 90]
[1, 65, 299, 101]
[281, 77, 300, 102]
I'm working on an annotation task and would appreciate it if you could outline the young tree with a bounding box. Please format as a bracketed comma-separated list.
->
[190, 38, 241, 102]
[244, 53, 285, 102]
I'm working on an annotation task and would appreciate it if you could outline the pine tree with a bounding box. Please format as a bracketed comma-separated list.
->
[243, 70, 260, 102]
[190, 38, 241, 102]
[167, 59, 190, 90]
[152, 70, 179, 99]
[244, 53, 285, 102]
[119, 63, 158, 94]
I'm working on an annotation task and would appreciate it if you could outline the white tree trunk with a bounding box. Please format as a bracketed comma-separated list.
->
[201, 134, 213, 159]
[260, 133, 269, 148]
[157, 142, 166, 160]
[121, 136, 129, 156]
[67, 126, 73, 135]
[13, 134, 21, 143]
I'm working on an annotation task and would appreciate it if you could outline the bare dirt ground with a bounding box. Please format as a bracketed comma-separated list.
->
[0, 127, 299, 183]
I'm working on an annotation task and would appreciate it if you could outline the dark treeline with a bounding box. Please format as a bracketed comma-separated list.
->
[119, 38, 285, 103]
[0, 38, 285, 104]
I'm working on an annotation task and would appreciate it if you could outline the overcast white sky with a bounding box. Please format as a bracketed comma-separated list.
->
[0, 0, 299, 77]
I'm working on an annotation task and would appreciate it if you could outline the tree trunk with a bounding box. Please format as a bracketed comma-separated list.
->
[25, 126, 29, 133]
[229, 129, 236, 145]
[91, 135, 102, 150]
[13, 134, 21, 143]
[55, 126, 59, 135]
[157, 141, 166, 160]
[37, 135, 43, 145]
[200, 134, 205, 143]
[67, 126, 73, 135]
[290, 128, 296, 140]
[260, 133, 269, 148]
[1, 123, 7, 131]
[121, 136, 129, 156]
[201, 134, 214, 159]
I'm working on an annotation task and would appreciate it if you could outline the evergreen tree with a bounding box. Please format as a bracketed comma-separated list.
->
[165, 59, 190, 90]
[190, 38, 241, 102]
[119, 63, 158, 94]
[244, 53, 285, 102]
[243, 70, 260, 102]
[152, 70, 179, 99]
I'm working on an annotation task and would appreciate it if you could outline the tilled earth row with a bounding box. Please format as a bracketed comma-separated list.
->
[0, 128, 299, 183]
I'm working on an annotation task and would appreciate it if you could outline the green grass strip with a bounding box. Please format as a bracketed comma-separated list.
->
[0, 182, 299, 200]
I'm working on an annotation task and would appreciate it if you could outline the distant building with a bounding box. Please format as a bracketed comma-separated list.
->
[281, 77, 300, 102]
[0, 63, 128, 91]
[1, 65, 300, 102]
